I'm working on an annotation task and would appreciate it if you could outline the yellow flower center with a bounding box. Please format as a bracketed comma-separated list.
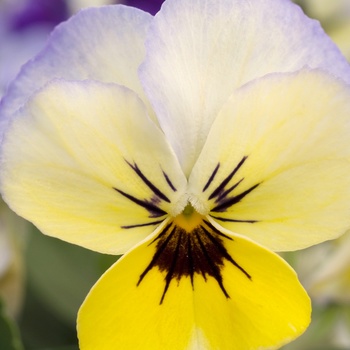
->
[137, 203, 251, 304]
[172, 203, 204, 231]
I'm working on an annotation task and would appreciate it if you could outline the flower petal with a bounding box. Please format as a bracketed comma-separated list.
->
[0, 5, 154, 138]
[189, 69, 350, 252]
[140, 0, 350, 175]
[0, 80, 186, 254]
[78, 219, 310, 350]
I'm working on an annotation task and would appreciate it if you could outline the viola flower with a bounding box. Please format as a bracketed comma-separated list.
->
[1, 0, 350, 349]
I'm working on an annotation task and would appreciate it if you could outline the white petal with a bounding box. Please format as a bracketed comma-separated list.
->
[140, 0, 350, 175]
[0, 80, 186, 254]
[0, 5, 153, 139]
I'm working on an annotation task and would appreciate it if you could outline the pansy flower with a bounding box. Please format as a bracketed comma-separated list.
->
[1, 0, 350, 349]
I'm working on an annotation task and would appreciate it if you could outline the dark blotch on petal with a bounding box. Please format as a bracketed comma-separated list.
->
[138, 220, 251, 304]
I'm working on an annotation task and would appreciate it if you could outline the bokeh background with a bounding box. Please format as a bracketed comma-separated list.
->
[0, 0, 349, 349]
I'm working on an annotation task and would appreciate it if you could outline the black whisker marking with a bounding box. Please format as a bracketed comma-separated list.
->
[121, 220, 165, 229]
[195, 231, 230, 298]
[201, 225, 251, 280]
[160, 231, 183, 304]
[203, 163, 220, 192]
[138, 218, 252, 303]
[203, 220, 233, 241]
[126, 160, 170, 203]
[138, 226, 176, 286]
[209, 156, 248, 200]
[211, 183, 260, 212]
[150, 222, 173, 244]
[162, 171, 177, 192]
[114, 187, 167, 218]
[187, 235, 195, 288]
[210, 215, 258, 224]
[216, 178, 244, 203]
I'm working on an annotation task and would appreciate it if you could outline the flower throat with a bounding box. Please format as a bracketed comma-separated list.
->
[137, 203, 251, 304]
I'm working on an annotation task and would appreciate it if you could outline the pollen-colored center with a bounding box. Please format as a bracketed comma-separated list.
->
[137, 203, 251, 304]
[173, 203, 204, 231]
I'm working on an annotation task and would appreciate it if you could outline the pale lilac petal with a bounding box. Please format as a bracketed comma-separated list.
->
[140, 0, 350, 175]
[0, 5, 152, 139]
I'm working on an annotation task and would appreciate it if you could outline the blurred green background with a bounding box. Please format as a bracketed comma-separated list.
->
[1, 223, 118, 350]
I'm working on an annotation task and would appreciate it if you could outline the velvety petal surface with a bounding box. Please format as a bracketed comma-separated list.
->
[0, 5, 154, 139]
[140, 0, 350, 175]
[78, 219, 310, 350]
[0, 80, 186, 254]
[189, 70, 350, 251]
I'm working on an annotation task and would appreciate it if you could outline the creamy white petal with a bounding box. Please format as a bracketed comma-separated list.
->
[189, 70, 350, 251]
[140, 0, 350, 175]
[0, 80, 186, 254]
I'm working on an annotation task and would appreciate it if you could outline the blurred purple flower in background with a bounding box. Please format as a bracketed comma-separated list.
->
[7, 0, 68, 32]
[125, 0, 163, 14]
[0, 0, 67, 97]
[0, 0, 164, 97]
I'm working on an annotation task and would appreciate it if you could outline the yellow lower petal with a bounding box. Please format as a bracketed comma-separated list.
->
[78, 219, 310, 350]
